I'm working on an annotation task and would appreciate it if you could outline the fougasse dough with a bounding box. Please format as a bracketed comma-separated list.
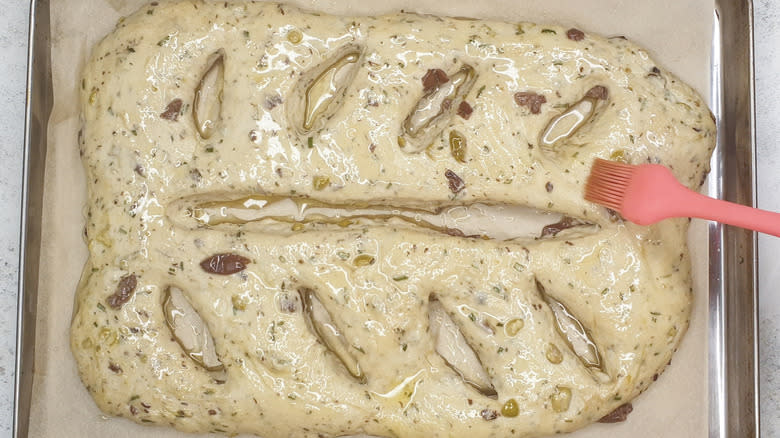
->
[71, 1, 716, 437]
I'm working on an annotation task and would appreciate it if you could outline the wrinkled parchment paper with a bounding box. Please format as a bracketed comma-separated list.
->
[30, 0, 713, 436]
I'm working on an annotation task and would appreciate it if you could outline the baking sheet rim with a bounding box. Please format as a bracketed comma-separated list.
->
[13, 0, 760, 436]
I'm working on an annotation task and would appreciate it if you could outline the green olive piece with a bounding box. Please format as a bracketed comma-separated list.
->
[551, 386, 572, 412]
[449, 130, 467, 163]
[501, 398, 520, 417]
[291, 222, 305, 231]
[610, 149, 626, 163]
[313, 175, 330, 191]
[545, 343, 563, 364]
[287, 29, 303, 44]
[353, 254, 376, 267]
[232, 294, 248, 311]
[504, 318, 525, 336]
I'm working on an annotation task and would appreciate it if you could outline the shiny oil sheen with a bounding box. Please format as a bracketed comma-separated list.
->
[71, 1, 716, 437]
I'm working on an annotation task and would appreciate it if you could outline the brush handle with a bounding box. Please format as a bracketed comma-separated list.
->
[589, 160, 774, 235]
[670, 186, 779, 237]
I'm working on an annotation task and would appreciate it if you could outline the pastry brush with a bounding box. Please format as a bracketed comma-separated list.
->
[584, 158, 780, 236]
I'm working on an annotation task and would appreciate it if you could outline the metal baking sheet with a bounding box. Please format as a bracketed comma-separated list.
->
[707, 1, 759, 436]
[15, 0, 51, 436]
[13, 0, 758, 436]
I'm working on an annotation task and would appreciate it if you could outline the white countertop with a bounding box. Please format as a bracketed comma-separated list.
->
[755, 0, 780, 434]
[0, 1, 778, 436]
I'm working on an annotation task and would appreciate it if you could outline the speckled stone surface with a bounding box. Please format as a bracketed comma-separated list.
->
[756, 0, 780, 436]
[0, 1, 779, 437]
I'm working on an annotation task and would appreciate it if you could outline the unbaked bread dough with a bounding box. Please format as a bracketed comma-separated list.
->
[71, 1, 716, 437]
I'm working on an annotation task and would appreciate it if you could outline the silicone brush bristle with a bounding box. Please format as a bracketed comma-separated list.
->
[584, 159, 637, 211]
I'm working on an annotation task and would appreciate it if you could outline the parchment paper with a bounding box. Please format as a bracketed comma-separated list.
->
[30, 0, 713, 436]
